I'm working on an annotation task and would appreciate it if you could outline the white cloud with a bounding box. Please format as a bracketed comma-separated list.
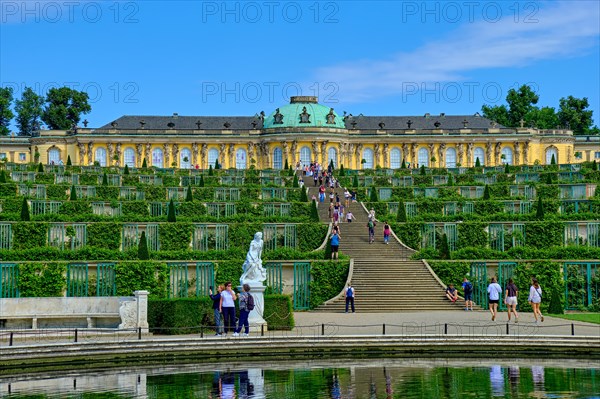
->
[313, 1, 600, 103]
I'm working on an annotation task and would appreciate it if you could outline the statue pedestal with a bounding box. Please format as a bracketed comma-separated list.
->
[238, 283, 267, 333]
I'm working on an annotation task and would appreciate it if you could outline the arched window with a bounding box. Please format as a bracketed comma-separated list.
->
[418, 148, 429, 167]
[474, 147, 485, 166]
[152, 148, 163, 168]
[445, 148, 457, 168]
[501, 147, 513, 165]
[328, 147, 338, 168]
[236, 149, 247, 169]
[545, 147, 558, 165]
[362, 148, 374, 169]
[94, 148, 107, 167]
[48, 148, 61, 165]
[390, 148, 402, 169]
[180, 148, 192, 169]
[300, 146, 311, 168]
[207, 148, 219, 168]
[124, 148, 136, 168]
[272, 148, 283, 169]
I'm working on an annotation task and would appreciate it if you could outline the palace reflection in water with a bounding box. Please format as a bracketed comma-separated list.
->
[1, 361, 598, 398]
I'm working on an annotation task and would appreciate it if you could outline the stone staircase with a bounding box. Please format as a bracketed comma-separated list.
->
[306, 182, 465, 312]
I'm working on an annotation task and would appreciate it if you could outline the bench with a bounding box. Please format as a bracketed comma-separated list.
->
[0, 291, 148, 331]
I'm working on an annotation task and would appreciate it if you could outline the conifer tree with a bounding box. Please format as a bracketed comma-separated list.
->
[551, 154, 556, 165]
[20, 197, 30, 221]
[214, 158, 219, 170]
[142, 158, 147, 168]
[167, 198, 176, 222]
[102, 172, 108, 186]
[186, 185, 193, 202]
[475, 157, 481, 167]
[284, 159, 289, 170]
[352, 174, 359, 188]
[138, 231, 149, 260]
[70, 185, 77, 201]
[37, 162, 44, 173]
[66, 155, 72, 166]
[401, 159, 406, 169]
[447, 174, 454, 186]
[0, 170, 6, 183]
[483, 184, 490, 200]
[299, 187, 308, 202]
[504, 163, 510, 174]
[208, 165, 213, 176]
[328, 159, 334, 170]
[199, 174, 205, 187]
[310, 200, 320, 222]
[420, 165, 426, 175]
[369, 186, 378, 202]
[593, 160, 598, 171]
[397, 201, 407, 222]
[548, 289, 564, 314]
[124, 164, 130, 175]
[439, 233, 451, 260]
[339, 164, 345, 176]
[536, 196, 544, 220]
[292, 174, 299, 187]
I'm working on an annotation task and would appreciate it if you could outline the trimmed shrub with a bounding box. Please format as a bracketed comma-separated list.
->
[138, 231, 149, 260]
[20, 197, 30, 221]
[167, 199, 177, 222]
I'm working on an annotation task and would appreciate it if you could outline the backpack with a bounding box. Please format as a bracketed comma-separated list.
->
[246, 293, 255, 311]
[464, 282, 473, 294]
[368, 220, 374, 228]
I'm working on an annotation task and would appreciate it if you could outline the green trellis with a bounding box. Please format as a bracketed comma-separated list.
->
[195, 262, 215, 297]
[293, 262, 310, 310]
[0, 263, 19, 298]
[470, 261, 488, 308]
[497, 262, 517, 310]
[564, 262, 600, 310]
[0, 223, 12, 250]
[265, 262, 283, 294]
[168, 262, 188, 298]
[489, 224, 504, 251]
[96, 263, 116, 296]
[67, 263, 88, 297]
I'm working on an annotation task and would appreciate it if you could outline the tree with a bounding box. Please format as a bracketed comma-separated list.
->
[299, 187, 308, 202]
[481, 104, 510, 127]
[439, 233, 450, 260]
[0, 170, 6, 183]
[401, 159, 406, 169]
[475, 157, 481, 167]
[447, 174, 454, 186]
[208, 165, 213, 176]
[142, 158, 147, 168]
[369, 186, 379, 202]
[525, 106, 558, 129]
[328, 159, 334, 170]
[339, 164, 345, 176]
[199, 174, 205, 187]
[548, 289, 564, 314]
[15, 87, 44, 136]
[70, 185, 77, 201]
[20, 197, 30, 221]
[557, 96, 595, 134]
[310, 200, 320, 222]
[483, 185, 490, 200]
[138, 231, 149, 260]
[420, 165, 426, 175]
[214, 158, 220, 170]
[536, 196, 544, 220]
[292, 174, 299, 187]
[396, 201, 407, 222]
[0, 87, 14, 136]
[551, 154, 556, 165]
[37, 162, 44, 173]
[352, 175, 359, 188]
[102, 172, 108, 186]
[66, 155, 72, 166]
[167, 199, 177, 222]
[284, 159, 289, 170]
[41, 87, 91, 130]
[504, 163, 510, 174]
[506, 85, 539, 127]
[593, 160, 598, 171]
[186, 185, 193, 202]
[124, 164, 130, 175]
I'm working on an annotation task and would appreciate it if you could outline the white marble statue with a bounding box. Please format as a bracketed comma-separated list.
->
[240, 232, 266, 285]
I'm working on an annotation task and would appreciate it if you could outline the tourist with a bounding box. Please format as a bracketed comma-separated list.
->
[462, 277, 474, 311]
[329, 190, 335, 204]
[344, 189, 351, 208]
[383, 221, 391, 244]
[528, 278, 544, 323]
[333, 203, 340, 224]
[445, 284, 458, 302]
[367, 218, 376, 243]
[368, 208, 376, 221]
[220, 281, 237, 335]
[505, 278, 519, 323]
[319, 184, 326, 202]
[346, 210, 356, 223]
[487, 277, 502, 321]
[345, 283, 355, 313]
[328, 204, 334, 222]
[233, 283, 252, 337]
[298, 178, 304, 188]
[313, 173, 318, 186]
[338, 203, 345, 222]
[351, 190, 357, 202]
[209, 285, 224, 335]
[330, 226, 340, 260]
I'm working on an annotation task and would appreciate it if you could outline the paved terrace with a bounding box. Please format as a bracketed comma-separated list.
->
[1, 311, 598, 373]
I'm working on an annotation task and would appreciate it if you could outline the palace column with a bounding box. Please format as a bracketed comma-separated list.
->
[115, 143, 122, 167]
[164, 143, 171, 167]
[374, 143, 381, 168]
[466, 143, 473, 167]
[320, 141, 328, 166]
[437, 143, 446, 168]
[495, 142, 502, 166]
[311, 141, 320, 165]
[136, 144, 143, 167]
[201, 144, 207, 168]
[347, 143, 354, 169]
[514, 142, 521, 166]
[281, 141, 289, 166]
[456, 143, 464, 167]
[172, 144, 179, 168]
[485, 142, 493, 166]
[77, 142, 86, 165]
[354, 144, 363, 169]
[382, 143, 389, 169]
[191, 143, 199, 167]
[228, 143, 235, 169]
[290, 141, 297, 165]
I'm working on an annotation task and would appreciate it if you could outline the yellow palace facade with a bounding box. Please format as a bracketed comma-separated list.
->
[1, 96, 594, 169]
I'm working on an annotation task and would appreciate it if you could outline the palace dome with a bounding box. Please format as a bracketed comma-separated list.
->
[263, 96, 346, 129]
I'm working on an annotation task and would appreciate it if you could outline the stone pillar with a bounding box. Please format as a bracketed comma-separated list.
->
[201, 144, 208, 168]
[320, 141, 328, 166]
[514, 143, 521, 166]
[164, 143, 170, 167]
[134, 290, 149, 333]
[87, 142, 94, 165]
[290, 141, 298, 165]
[382, 143, 389, 168]
[78, 142, 86, 165]
[136, 144, 143, 167]
[457, 143, 464, 167]
[494, 142, 502, 165]
[192, 143, 199, 166]
[374, 143, 380, 168]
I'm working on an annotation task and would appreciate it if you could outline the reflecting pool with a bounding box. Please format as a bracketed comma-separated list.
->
[0, 359, 598, 398]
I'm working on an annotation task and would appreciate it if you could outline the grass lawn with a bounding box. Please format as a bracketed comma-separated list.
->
[549, 313, 600, 325]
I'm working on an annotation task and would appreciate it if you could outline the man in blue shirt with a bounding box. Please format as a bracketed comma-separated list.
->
[345, 283, 355, 313]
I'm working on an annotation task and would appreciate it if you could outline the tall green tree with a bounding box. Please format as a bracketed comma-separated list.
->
[185, 185, 193, 202]
[557, 96, 595, 134]
[70, 185, 77, 201]
[481, 104, 510, 127]
[506, 84, 539, 127]
[138, 231, 149, 260]
[15, 87, 44, 136]
[536, 196, 544, 220]
[42, 87, 91, 130]
[0, 87, 15, 136]
[20, 197, 30, 221]
[396, 201, 407, 222]
[167, 199, 176, 222]
[525, 106, 558, 129]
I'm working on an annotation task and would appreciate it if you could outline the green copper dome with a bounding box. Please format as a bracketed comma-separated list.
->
[263, 96, 346, 129]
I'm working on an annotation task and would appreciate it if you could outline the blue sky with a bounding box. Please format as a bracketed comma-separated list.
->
[1, 0, 599, 129]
